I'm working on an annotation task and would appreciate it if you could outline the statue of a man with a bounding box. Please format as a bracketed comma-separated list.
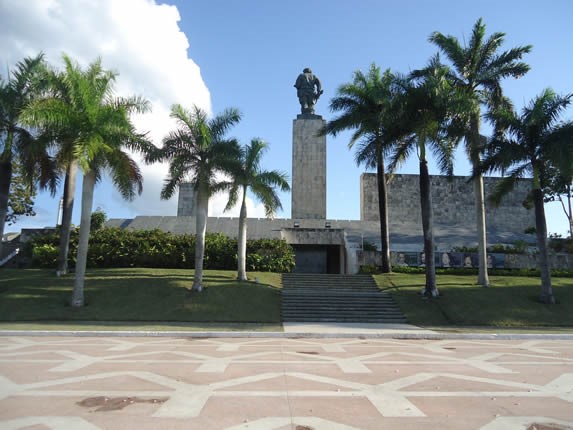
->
[294, 67, 323, 115]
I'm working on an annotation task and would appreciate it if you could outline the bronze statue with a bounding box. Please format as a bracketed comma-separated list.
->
[294, 67, 323, 115]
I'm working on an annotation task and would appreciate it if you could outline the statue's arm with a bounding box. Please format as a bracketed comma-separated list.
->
[314, 77, 323, 94]
[294, 75, 302, 89]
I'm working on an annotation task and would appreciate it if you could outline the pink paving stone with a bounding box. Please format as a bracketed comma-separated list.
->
[1, 336, 573, 429]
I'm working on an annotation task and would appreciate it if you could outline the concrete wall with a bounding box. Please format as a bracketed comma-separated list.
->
[361, 173, 535, 239]
[177, 183, 196, 216]
[357, 250, 573, 270]
[291, 116, 326, 219]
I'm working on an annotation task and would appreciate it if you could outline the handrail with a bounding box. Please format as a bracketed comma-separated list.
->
[0, 248, 20, 267]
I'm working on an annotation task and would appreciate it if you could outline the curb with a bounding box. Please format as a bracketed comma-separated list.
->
[2, 330, 573, 340]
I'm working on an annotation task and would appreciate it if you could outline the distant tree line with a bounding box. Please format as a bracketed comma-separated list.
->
[1, 52, 289, 307]
[321, 18, 572, 304]
[2, 17, 572, 308]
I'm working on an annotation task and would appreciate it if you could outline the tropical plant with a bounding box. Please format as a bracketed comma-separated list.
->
[26, 228, 295, 271]
[90, 208, 107, 231]
[23, 55, 151, 306]
[544, 163, 573, 238]
[429, 18, 532, 287]
[224, 138, 290, 280]
[147, 104, 241, 291]
[323, 64, 401, 272]
[388, 58, 462, 297]
[479, 88, 573, 304]
[5, 159, 37, 225]
[22, 55, 119, 275]
[0, 53, 54, 256]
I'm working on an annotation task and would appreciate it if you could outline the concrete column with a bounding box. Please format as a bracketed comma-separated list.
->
[292, 115, 326, 219]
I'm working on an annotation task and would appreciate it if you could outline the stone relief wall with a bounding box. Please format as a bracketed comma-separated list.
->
[357, 250, 573, 270]
[360, 173, 536, 236]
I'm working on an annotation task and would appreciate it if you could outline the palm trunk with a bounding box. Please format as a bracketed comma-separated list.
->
[0, 132, 14, 260]
[376, 141, 391, 273]
[474, 173, 490, 287]
[71, 170, 96, 307]
[470, 114, 490, 287]
[237, 186, 248, 281]
[534, 188, 554, 304]
[192, 186, 209, 292]
[0, 159, 12, 260]
[420, 160, 437, 297]
[567, 184, 573, 238]
[56, 161, 77, 275]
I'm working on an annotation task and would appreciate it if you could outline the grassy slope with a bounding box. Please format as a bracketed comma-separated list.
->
[376, 273, 573, 327]
[0, 268, 282, 324]
[2, 269, 573, 329]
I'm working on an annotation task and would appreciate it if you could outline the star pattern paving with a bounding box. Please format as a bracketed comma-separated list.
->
[0, 336, 572, 429]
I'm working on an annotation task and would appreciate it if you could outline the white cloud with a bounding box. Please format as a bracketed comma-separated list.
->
[0, 0, 241, 220]
[1, 0, 265, 222]
[209, 190, 268, 219]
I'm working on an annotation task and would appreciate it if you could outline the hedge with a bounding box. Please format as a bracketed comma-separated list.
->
[24, 227, 295, 273]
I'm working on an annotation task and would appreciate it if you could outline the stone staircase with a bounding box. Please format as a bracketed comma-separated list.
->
[281, 273, 407, 323]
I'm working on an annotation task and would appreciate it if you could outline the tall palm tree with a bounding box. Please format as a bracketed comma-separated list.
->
[22, 54, 103, 275]
[0, 53, 54, 257]
[479, 89, 573, 304]
[389, 58, 461, 297]
[224, 138, 290, 281]
[323, 64, 400, 272]
[148, 104, 241, 291]
[429, 18, 532, 287]
[23, 55, 151, 306]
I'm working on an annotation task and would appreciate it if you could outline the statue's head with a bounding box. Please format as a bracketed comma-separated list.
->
[303, 67, 312, 73]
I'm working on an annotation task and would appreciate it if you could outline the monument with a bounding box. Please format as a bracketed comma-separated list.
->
[124, 68, 540, 274]
[291, 68, 327, 219]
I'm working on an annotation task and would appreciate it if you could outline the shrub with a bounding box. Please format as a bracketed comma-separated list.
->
[549, 236, 573, 253]
[391, 265, 573, 277]
[25, 227, 295, 272]
[90, 209, 107, 231]
[246, 238, 295, 272]
[362, 240, 377, 251]
[31, 243, 59, 267]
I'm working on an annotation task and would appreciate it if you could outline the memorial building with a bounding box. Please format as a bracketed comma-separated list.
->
[109, 68, 535, 273]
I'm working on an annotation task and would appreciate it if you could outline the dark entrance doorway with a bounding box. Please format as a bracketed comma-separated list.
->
[293, 245, 341, 274]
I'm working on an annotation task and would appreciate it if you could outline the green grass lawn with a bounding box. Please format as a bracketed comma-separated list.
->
[2, 268, 573, 330]
[0, 268, 282, 327]
[376, 273, 573, 327]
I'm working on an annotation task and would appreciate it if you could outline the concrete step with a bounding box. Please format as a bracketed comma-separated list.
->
[281, 273, 406, 324]
[282, 317, 408, 323]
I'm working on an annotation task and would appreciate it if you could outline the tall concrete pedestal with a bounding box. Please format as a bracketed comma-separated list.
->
[291, 114, 327, 219]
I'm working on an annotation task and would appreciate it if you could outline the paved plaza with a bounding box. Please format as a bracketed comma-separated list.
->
[1, 335, 573, 429]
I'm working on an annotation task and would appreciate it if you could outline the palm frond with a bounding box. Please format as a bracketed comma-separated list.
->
[487, 166, 528, 206]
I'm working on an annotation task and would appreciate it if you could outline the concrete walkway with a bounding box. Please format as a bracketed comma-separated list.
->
[283, 322, 437, 335]
[2, 323, 573, 340]
[1, 335, 573, 429]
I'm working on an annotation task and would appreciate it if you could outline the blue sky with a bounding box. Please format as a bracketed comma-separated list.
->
[2, 0, 573, 237]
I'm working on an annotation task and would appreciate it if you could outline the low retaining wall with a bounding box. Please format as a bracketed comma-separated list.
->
[357, 250, 573, 270]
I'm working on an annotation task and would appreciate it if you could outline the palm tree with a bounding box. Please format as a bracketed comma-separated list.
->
[224, 138, 290, 281]
[0, 53, 54, 257]
[479, 89, 573, 304]
[323, 64, 400, 272]
[429, 18, 532, 287]
[22, 54, 100, 275]
[148, 104, 241, 291]
[389, 58, 461, 297]
[23, 55, 151, 306]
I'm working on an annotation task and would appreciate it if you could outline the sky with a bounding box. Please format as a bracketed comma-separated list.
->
[1, 0, 572, 238]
